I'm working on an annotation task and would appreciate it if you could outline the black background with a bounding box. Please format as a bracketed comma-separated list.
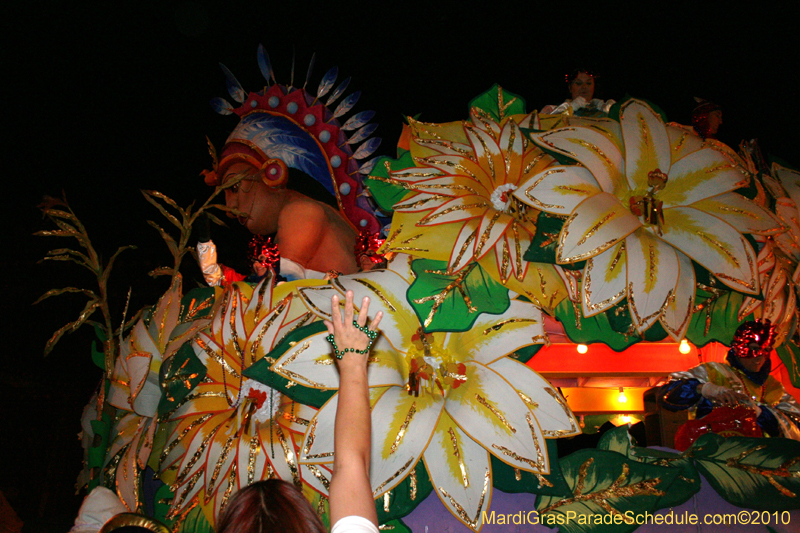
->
[3, 2, 799, 530]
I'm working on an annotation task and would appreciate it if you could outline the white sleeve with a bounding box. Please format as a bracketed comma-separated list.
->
[331, 516, 380, 533]
[197, 240, 223, 287]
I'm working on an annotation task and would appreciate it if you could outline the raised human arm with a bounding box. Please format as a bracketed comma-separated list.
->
[326, 291, 382, 528]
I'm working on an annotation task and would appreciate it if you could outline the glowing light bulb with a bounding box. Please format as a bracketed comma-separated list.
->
[679, 339, 691, 354]
[621, 415, 631, 423]
[618, 387, 628, 403]
[577, 344, 588, 354]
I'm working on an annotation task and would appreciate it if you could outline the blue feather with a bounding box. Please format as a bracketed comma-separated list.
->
[236, 114, 336, 195]
[342, 110, 376, 131]
[318, 67, 338, 99]
[346, 124, 378, 145]
[333, 91, 361, 119]
[326, 77, 351, 106]
[257, 44, 275, 84]
[210, 97, 234, 115]
[352, 137, 381, 160]
[219, 63, 246, 103]
[358, 159, 378, 175]
[303, 53, 316, 90]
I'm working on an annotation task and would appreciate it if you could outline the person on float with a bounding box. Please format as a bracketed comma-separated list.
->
[195, 213, 281, 287]
[691, 97, 723, 140]
[215, 290, 383, 533]
[659, 319, 800, 441]
[540, 68, 616, 117]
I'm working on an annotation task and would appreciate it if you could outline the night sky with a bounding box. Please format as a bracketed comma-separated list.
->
[3, 2, 799, 529]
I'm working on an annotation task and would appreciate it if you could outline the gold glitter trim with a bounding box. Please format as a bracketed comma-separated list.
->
[517, 391, 539, 410]
[218, 460, 237, 515]
[438, 469, 490, 530]
[160, 391, 228, 423]
[448, 427, 469, 488]
[195, 337, 240, 379]
[383, 491, 392, 512]
[474, 211, 503, 259]
[251, 276, 270, 322]
[390, 403, 417, 455]
[725, 444, 800, 498]
[349, 278, 397, 312]
[206, 432, 236, 502]
[307, 464, 331, 491]
[412, 264, 477, 327]
[247, 435, 259, 485]
[303, 418, 317, 457]
[277, 428, 301, 488]
[539, 460, 664, 515]
[422, 201, 491, 224]
[475, 394, 516, 433]
[541, 388, 579, 437]
[168, 469, 203, 518]
[373, 456, 416, 497]
[274, 341, 325, 388]
[577, 212, 616, 247]
[410, 468, 418, 500]
[160, 414, 213, 466]
[250, 297, 289, 365]
[481, 317, 538, 335]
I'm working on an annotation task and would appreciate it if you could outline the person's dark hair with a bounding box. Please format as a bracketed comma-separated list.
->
[563, 68, 602, 100]
[216, 480, 326, 533]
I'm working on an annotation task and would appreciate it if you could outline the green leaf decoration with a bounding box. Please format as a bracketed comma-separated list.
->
[554, 299, 640, 351]
[157, 342, 207, 417]
[491, 440, 571, 497]
[508, 343, 543, 365]
[523, 212, 564, 264]
[468, 84, 526, 122]
[364, 150, 416, 213]
[607, 302, 668, 341]
[686, 289, 749, 347]
[607, 96, 668, 124]
[152, 483, 176, 526]
[687, 433, 800, 511]
[244, 321, 336, 409]
[597, 425, 635, 455]
[406, 259, 510, 332]
[777, 342, 800, 388]
[175, 505, 213, 533]
[536, 449, 682, 533]
[624, 447, 701, 510]
[375, 459, 433, 525]
[87, 403, 113, 492]
[179, 287, 217, 322]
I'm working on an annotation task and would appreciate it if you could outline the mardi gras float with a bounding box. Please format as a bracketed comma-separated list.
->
[41, 46, 800, 533]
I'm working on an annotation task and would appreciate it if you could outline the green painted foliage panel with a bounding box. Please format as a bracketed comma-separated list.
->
[376, 458, 434, 525]
[777, 343, 800, 388]
[407, 259, 510, 333]
[244, 321, 336, 409]
[158, 342, 207, 417]
[468, 84, 527, 121]
[491, 439, 571, 497]
[364, 150, 415, 214]
[688, 433, 800, 511]
[536, 449, 682, 533]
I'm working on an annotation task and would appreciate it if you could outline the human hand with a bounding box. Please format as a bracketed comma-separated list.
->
[324, 291, 383, 367]
[700, 382, 750, 407]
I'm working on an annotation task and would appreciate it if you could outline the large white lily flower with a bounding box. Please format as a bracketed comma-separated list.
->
[160, 275, 314, 524]
[272, 256, 579, 531]
[105, 275, 211, 511]
[516, 99, 780, 339]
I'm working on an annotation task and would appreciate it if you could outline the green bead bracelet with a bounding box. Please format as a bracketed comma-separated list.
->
[325, 321, 378, 360]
